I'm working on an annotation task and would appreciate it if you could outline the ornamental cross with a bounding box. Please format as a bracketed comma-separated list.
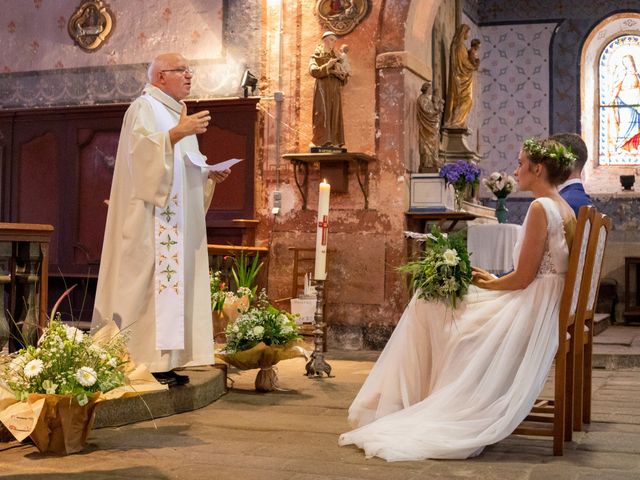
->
[161, 206, 176, 223]
[160, 234, 178, 251]
[318, 215, 329, 246]
[160, 265, 177, 283]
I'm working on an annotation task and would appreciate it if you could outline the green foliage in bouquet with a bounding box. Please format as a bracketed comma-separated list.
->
[224, 291, 300, 353]
[0, 316, 128, 406]
[230, 252, 263, 297]
[399, 226, 472, 309]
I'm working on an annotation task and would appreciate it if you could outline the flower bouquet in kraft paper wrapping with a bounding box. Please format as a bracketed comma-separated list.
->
[0, 290, 167, 454]
[211, 269, 251, 342]
[210, 251, 263, 341]
[215, 292, 305, 392]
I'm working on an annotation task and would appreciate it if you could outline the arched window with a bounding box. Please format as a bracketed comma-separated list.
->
[580, 13, 640, 193]
[599, 34, 640, 166]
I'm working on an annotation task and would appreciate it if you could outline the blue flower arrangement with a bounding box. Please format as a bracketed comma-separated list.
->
[439, 160, 481, 190]
[439, 160, 481, 209]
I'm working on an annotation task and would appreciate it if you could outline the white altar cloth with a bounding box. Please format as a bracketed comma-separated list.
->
[467, 223, 522, 274]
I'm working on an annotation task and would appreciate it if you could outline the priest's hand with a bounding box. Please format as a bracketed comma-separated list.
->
[169, 107, 211, 145]
[209, 168, 231, 184]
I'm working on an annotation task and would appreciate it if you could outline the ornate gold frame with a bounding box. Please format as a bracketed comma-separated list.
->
[68, 0, 114, 52]
[315, 0, 369, 36]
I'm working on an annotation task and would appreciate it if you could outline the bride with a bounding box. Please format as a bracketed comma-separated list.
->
[339, 138, 578, 461]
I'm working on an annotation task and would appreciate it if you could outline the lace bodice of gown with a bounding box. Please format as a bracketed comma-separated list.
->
[512, 197, 570, 276]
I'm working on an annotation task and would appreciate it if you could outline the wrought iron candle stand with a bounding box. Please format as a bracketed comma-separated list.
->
[305, 279, 332, 378]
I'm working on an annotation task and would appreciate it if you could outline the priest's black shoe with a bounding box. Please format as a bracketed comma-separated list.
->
[171, 370, 190, 386]
[152, 370, 190, 387]
[152, 371, 177, 387]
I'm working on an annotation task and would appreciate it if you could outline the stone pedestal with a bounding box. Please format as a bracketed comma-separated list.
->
[440, 127, 481, 163]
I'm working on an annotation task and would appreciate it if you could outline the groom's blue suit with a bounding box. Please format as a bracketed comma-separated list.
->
[559, 182, 592, 217]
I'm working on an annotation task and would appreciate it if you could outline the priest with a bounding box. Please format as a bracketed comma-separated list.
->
[91, 52, 229, 385]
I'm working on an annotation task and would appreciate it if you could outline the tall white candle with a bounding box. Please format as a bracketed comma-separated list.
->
[314, 180, 331, 280]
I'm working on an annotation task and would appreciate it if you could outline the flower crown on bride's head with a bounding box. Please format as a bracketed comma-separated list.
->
[522, 138, 577, 168]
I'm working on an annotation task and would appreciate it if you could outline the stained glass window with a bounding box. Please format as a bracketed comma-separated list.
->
[599, 35, 640, 165]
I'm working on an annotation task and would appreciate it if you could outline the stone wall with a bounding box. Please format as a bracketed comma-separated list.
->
[255, 0, 450, 349]
[0, 0, 261, 107]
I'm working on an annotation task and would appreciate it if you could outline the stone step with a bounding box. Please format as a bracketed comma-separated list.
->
[94, 365, 227, 428]
[593, 313, 611, 336]
[593, 325, 640, 370]
[0, 365, 227, 443]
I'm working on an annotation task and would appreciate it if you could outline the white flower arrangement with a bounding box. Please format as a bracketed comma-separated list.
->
[224, 303, 300, 354]
[223, 287, 253, 306]
[210, 270, 254, 313]
[0, 316, 128, 406]
[482, 171, 516, 199]
[210, 270, 228, 312]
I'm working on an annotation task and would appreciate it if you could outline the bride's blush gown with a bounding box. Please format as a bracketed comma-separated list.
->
[339, 197, 572, 461]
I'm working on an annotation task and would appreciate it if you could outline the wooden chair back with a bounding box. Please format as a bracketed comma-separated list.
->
[559, 206, 595, 336]
[514, 205, 595, 456]
[287, 247, 331, 352]
[290, 247, 317, 298]
[572, 210, 612, 430]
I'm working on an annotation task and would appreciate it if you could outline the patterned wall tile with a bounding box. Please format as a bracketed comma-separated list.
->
[0, 0, 224, 72]
[477, 23, 555, 177]
[463, 0, 481, 25]
[479, 0, 640, 135]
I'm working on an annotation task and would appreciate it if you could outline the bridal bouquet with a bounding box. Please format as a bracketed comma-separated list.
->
[482, 171, 516, 199]
[399, 226, 472, 309]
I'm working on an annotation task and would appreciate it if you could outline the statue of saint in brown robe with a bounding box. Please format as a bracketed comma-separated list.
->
[310, 32, 348, 148]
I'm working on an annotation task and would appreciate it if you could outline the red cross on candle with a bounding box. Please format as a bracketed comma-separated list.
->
[318, 215, 329, 246]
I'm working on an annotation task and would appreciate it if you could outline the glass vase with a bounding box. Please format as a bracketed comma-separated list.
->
[495, 197, 508, 223]
[454, 187, 466, 211]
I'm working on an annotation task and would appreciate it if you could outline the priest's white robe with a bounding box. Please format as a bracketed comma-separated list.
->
[91, 84, 215, 372]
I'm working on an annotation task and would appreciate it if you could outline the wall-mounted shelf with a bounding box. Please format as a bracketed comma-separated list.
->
[405, 211, 478, 233]
[283, 152, 376, 209]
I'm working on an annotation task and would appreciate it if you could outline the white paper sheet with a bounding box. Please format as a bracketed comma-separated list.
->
[184, 152, 243, 171]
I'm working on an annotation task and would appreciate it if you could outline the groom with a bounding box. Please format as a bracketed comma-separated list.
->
[550, 133, 593, 216]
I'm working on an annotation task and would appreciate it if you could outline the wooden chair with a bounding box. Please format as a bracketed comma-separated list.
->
[289, 247, 317, 299]
[273, 247, 331, 352]
[513, 205, 595, 456]
[572, 210, 612, 431]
